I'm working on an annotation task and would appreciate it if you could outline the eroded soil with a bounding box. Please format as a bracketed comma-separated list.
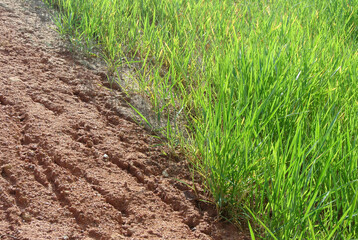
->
[0, 0, 248, 239]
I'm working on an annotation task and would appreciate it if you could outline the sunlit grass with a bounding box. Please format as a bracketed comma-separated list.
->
[43, 0, 358, 238]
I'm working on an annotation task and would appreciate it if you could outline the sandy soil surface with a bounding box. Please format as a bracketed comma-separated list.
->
[0, 0, 249, 239]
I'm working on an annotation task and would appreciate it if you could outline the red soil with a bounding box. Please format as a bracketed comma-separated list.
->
[0, 0, 249, 239]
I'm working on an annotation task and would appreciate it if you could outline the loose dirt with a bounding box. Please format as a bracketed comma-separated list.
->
[0, 0, 248, 239]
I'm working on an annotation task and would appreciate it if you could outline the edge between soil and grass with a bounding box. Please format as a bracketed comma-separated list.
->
[39, 0, 358, 239]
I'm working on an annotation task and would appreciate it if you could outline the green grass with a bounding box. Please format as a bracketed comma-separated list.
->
[43, 0, 358, 238]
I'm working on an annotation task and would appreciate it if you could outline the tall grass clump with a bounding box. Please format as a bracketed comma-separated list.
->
[43, 0, 358, 238]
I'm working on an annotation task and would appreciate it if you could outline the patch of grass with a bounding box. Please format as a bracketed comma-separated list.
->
[43, 0, 358, 238]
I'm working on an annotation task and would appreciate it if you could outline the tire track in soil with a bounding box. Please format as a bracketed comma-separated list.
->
[0, 0, 249, 239]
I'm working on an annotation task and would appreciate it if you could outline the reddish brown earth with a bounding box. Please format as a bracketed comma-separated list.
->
[0, 0, 249, 239]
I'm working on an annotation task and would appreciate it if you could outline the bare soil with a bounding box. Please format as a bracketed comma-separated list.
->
[0, 0, 249, 239]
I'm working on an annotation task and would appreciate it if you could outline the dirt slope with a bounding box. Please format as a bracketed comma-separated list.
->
[0, 0, 248, 239]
